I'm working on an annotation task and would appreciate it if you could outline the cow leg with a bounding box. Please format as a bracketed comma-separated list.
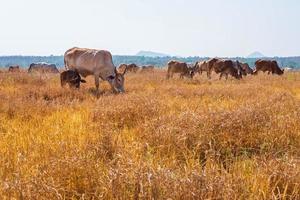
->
[94, 74, 100, 91]
[167, 71, 172, 79]
[61, 80, 66, 88]
[207, 70, 212, 79]
[180, 73, 184, 79]
[225, 74, 228, 80]
[219, 73, 223, 80]
[271, 69, 275, 75]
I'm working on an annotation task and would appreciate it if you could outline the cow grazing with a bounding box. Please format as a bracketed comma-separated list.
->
[253, 60, 284, 75]
[140, 65, 155, 73]
[60, 70, 86, 89]
[239, 62, 253, 76]
[233, 61, 246, 77]
[194, 58, 232, 79]
[127, 63, 139, 73]
[167, 60, 194, 79]
[209, 59, 242, 80]
[28, 63, 59, 73]
[8, 65, 20, 73]
[194, 61, 210, 78]
[118, 63, 139, 73]
[203, 58, 221, 79]
[64, 47, 126, 93]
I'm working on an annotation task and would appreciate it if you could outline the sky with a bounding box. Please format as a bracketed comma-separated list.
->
[0, 0, 299, 57]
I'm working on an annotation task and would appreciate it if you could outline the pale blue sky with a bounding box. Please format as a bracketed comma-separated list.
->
[1, 0, 299, 57]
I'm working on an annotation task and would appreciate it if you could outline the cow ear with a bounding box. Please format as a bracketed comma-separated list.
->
[122, 66, 127, 75]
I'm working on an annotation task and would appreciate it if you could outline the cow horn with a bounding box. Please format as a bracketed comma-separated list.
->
[114, 67, 120, 75]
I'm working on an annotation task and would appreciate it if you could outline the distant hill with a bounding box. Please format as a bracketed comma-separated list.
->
[136, 51, 170, 57]
[247, 52, 265, 58]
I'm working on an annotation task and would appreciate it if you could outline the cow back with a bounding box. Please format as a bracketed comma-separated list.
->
[64, 47, 116, 79]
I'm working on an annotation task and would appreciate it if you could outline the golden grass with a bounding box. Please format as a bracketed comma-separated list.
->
[0, 70, 300, 199]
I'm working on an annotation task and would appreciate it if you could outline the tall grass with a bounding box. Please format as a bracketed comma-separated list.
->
[0, 71, 300, 199]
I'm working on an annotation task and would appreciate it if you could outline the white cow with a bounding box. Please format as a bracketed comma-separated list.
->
[64, 47, 126, 93]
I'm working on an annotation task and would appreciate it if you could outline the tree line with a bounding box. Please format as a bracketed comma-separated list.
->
[0, 55, 300, 69]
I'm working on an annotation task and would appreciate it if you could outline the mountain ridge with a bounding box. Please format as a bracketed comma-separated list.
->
[136, 51, 170, 57]
[247, 51, 265, 58]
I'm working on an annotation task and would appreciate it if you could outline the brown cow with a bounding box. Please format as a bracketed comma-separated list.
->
[127, 63, 140, 73]
[209, 59, 242, 80]
[253, 59, 284, 75]
[233, 61, 247, 77]
[118, 63, 139, 73]
[205, 58, 220, 79]
[8, 65, 20, 73]
[60, 70, 86, 89]
[193, 58, 226, 79]
[28, 63, 59, 73]
[166, 60, 194, 79]
[140, 65, 155, 73]
[239, 62, 253, 76]
[194, 60, 210, 78]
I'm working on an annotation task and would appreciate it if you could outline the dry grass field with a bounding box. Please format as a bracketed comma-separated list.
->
[1, 69, 300, 199]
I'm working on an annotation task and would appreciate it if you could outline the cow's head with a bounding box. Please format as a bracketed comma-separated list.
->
[246, 67, 254, 75]
[107, 68, 127, 93]
[235, 61, 244, 79]
[70, 78, 86, 89]
[272, 61, 284, 75]
[242, 63, 254, 75]
[185, 66, 196, 79]
[68, 73, 86, 89]
[275, 68, 284, 75]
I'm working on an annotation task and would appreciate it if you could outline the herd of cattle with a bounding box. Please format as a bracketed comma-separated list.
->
[4, 47, 286, 93]
[8, 63, 59, 73]
[167, 58, 284, 80]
